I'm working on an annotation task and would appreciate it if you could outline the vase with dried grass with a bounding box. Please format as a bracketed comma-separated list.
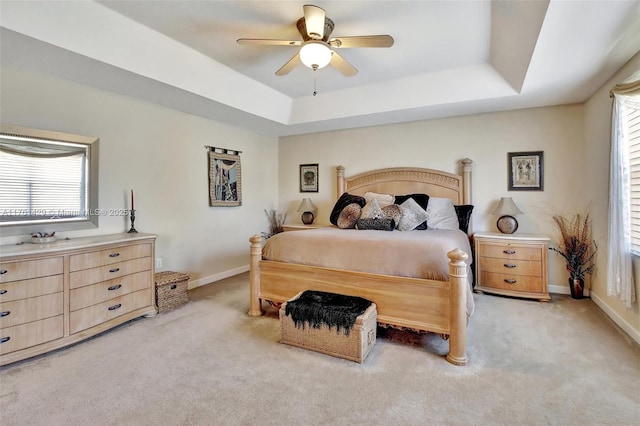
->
[262, 209, 287, 239]
[549, 212, 598, 299]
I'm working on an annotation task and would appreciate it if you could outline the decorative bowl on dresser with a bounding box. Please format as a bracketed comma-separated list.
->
[0, 233, 157, 366]
[473, 232, 550, 302]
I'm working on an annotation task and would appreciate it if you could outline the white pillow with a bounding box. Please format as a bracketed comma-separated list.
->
[364, 191, 394, 208]
[397, 198, 429, 231]
[426, 197, 459, 230]
[360, 198, 384, 219]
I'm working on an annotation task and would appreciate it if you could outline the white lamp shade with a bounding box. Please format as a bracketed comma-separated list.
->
[493, 197, 524, 216]
[297, 198, 318, 212]
[299, 41, 332, 69]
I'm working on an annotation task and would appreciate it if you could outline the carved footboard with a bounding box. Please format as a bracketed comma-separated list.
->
[248, 235, 468, 366]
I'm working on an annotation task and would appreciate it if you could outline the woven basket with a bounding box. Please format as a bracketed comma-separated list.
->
[155, 271, 189, 313]
[279, 291, 377, 363]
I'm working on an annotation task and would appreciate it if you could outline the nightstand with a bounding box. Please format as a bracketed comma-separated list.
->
[282, 224, 323, 232]
[474, 232, 550, 302]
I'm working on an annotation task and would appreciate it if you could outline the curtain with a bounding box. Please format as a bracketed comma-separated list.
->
[608, 77, 639, 308]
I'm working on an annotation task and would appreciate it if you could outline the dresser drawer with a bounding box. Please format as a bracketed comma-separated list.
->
[0, 315, 64, 355]
[477, 244, 542, 261]
[70, 271, 152, 311]
[69, 289, 152, 334]
[0, 275, 63, 303]
[479, 257, 542, 277]
[0, 292, 64, 328]
[480, 271, 544, 293]
[70, 257, 151, 289]
[0, 257, 63, 283]
[70, 243, 152, 272]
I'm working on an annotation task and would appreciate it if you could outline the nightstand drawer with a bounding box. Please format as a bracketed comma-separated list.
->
[479, 257, 542, 277]
[480, 272, 544, 293]
[478, 244, 541, 261]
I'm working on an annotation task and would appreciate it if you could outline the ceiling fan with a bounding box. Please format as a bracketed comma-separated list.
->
[237, 4, 394, 77]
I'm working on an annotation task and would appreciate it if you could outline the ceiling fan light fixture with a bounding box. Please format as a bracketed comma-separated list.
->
[299, 41, 332, 70]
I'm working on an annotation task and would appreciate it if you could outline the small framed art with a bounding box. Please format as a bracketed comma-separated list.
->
[508, 151, 543, 191]
[300, 163, 319, 193]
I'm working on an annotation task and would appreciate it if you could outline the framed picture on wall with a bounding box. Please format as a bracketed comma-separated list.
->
[300, 163, 319, 192]
[508, 151, 544, 191]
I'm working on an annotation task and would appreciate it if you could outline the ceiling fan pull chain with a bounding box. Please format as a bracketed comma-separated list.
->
[313, 70, 318, 96]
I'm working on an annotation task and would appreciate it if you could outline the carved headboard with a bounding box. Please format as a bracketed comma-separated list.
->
[336, 159, 473, 205]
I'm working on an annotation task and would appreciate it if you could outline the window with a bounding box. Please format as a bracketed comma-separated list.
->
[0, 125, 99, 236]
[608, 75, 639, 308]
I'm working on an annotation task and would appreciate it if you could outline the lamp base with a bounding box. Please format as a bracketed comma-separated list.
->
[496, 215, 518, 234]
[301, 211, 315, 225]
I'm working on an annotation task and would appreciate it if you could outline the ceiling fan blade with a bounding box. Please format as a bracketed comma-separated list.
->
[237, 38, 301, 46]
[330, 51, 358, 77]
[275, 53, 301, 76]
[303, 4, 326, 40]
[330, 35, 394, 48]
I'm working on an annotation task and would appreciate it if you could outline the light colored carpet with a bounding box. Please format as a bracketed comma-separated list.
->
[1, 272, 638, 426]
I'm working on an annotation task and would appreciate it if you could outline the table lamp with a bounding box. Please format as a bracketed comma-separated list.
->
[493, 197, 523, 234]
[297, 198, 318, 225]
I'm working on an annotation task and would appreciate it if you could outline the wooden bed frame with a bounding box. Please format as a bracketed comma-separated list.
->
[248, 159, 473, 365]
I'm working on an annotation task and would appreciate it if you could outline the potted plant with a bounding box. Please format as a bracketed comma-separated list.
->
[262, 209, 287, 239]
[549, 212, 598, 299]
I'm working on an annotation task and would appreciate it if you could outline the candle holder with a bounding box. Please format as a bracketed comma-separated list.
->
[127, 209, 138, 233]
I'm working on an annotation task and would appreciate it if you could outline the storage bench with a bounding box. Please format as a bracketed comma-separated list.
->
[279, 290, 377, 363]
[155, 271, 189, 313]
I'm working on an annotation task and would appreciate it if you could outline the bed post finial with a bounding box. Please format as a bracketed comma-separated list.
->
[460, 158, 472, 205]
[336, 165, 345, 198]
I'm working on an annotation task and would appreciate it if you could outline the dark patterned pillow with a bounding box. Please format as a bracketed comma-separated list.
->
[330, 192, 366, 226]
[454, 204, 474, 234]
[394, 194, 430, 229]
[356, 218, 395, 231]
[381, 204, 402, 225]
[337, 203, 362, 229]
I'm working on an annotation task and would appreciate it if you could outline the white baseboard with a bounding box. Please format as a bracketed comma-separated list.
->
[187, 265, 249, 289]
[590, 292, 640, 345]
[548, 284, 590, 297]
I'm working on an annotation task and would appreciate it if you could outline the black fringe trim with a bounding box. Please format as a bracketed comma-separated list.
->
[285, 290, 372, 336]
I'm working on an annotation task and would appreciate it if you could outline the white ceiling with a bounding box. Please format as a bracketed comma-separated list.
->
[1, 1, 640, 137]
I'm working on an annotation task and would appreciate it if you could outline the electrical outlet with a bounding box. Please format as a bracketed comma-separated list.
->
[156, 258, 162, 268]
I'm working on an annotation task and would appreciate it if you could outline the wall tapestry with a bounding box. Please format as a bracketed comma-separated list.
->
[207, 146, 242, 206]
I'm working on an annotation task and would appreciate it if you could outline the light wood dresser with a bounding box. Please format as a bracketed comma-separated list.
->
[0, 233, 156, 366]
[474, 232, 550, 302]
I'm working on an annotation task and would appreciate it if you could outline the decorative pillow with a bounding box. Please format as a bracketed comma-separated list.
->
[381, 204, 402, 225]
[337, 203, 362, 229]
[454, 204, 474, 234]
[360, 199, 385, 219]
[426, 197, 459, 230]
[394, 194, 430, 230]
[330, 192, 366, 226]
[364, 191, 395, 208]
[397, 198, 429, 231]
[356, 218, 395, 231]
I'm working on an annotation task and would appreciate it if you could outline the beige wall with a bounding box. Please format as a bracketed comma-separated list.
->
[280, 105, 587, 291]
[584, 52, 640, 339]
[0, 66, 280, 285]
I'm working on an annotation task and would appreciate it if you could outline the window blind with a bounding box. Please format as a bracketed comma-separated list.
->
[0, 148, 87, 223]
[628, 103, 640, 253]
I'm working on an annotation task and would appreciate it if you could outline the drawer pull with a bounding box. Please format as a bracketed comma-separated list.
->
[0, 270, 7, 275]
[0, 311, 10, 317]
[504, 279, 517, 284]
[108, 253, 120, 258]
[108, 284, 122, 291]
[504, 264, 516, 268]
[503, 249, 516, 254]
[0, 289, 7, 295]
[0, 336, 10, 344]
[108, 303, 122, 311]
[109, 268, 120, 273]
